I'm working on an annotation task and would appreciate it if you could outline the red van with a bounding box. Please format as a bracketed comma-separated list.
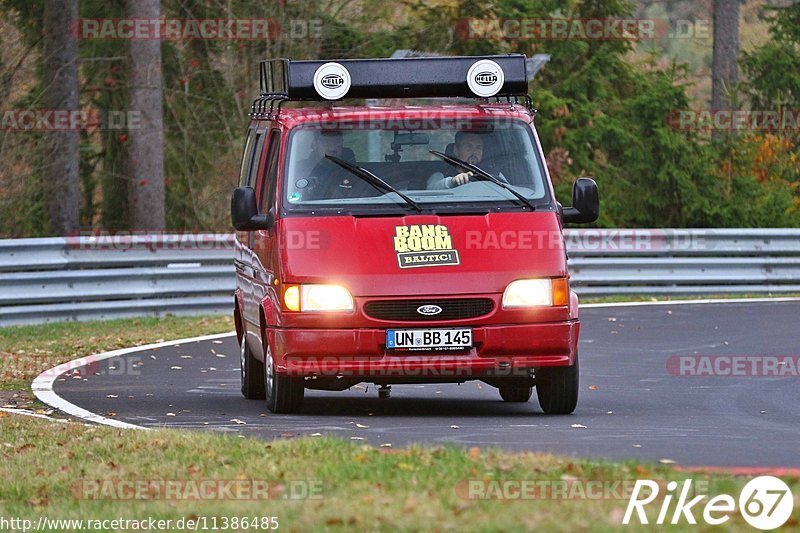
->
[231, 55, 598, 414]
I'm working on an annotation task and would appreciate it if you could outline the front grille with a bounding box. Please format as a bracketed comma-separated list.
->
[363, 298, 494, 321]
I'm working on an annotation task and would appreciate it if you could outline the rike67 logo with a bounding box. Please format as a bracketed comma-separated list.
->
[623, 476, 795, 530]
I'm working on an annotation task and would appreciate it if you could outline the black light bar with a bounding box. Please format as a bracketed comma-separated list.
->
[259, 55, 528, 101]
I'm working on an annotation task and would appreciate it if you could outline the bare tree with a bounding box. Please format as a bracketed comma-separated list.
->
[43, 0, 80, 234]
[126, 0, 165, 230]
[711, 0, 740, 110]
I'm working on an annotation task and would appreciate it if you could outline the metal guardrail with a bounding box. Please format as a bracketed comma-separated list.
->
[565, 229, 800, 295]
[0, 235, 235, 327]
[0, 230, 798, 326]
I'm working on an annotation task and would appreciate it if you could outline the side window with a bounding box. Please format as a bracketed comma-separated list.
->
[246, 131, 265, 188]
[238, 128, 255, 187]
[259, 131, 281, 211]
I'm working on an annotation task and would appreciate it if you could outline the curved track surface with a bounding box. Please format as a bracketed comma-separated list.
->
[53, 302, 800, 467]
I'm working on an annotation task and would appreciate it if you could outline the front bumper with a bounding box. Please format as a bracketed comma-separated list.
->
[269, 321, 579, 378]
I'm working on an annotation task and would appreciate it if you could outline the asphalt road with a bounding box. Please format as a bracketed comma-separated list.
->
[53, 302, 800, 467]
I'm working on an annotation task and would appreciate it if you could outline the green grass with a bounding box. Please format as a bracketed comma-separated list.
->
[1, 416, 797, 531]
[1, 314, 799, 530]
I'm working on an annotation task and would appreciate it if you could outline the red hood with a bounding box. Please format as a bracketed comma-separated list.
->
[277, 212, 567, 297]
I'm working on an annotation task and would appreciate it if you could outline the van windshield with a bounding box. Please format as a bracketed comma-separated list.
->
[282, 118, 550, 214]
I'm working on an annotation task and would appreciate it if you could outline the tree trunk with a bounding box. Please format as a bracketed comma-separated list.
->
[126, 0, 165, 230]
[43, 0, 80, 235]
[711, 0, 740, 110]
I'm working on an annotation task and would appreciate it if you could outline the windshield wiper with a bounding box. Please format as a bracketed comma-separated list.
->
[325, 155, 422, 213]
[429, 150, 537, 211]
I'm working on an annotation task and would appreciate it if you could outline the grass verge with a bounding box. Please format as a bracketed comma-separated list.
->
[1, 415, 797, 531]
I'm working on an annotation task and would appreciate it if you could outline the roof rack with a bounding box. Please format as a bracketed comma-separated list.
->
[250, 54, 531, 119]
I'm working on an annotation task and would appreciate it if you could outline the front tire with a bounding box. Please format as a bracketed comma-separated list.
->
[240, 335, 265, 399]
[264, 340, 304, 413]
[535, 355, 579, 414]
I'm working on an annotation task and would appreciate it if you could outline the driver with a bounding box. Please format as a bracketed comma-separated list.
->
[296, 130, 356, 199]
[427, 131, 485, 189]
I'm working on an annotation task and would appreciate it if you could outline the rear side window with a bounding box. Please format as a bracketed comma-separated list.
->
[238, 128, 255, 187]
[259, 130, 281, 211]
[246, 132, 266, 188]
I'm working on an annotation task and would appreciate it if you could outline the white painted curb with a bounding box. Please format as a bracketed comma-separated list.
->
[31, 331, 236, 430]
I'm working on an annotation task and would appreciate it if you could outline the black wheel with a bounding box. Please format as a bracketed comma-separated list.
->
[240, 334, 265, 399]
[536, 355, 579, 414]
[264, 339, 304, 413]
[499, 385, 532, 402]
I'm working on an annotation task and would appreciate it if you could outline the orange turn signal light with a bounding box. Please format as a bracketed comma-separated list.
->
[552, 278, 569, 307]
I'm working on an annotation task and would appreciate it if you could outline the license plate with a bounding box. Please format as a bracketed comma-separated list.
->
[386, 328, 472, 351]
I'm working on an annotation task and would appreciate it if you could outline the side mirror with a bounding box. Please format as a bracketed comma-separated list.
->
[562, 178, 599, 224]
[231, 187, 274, 231]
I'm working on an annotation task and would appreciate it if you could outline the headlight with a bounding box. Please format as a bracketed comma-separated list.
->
[283, 284, 354, 312]
[502, 278, 569, 308]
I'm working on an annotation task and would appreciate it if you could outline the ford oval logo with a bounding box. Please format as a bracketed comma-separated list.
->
[321, 74, 344, 89]
[474, 72, 498, 86]
[417, 305, 443, 316]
